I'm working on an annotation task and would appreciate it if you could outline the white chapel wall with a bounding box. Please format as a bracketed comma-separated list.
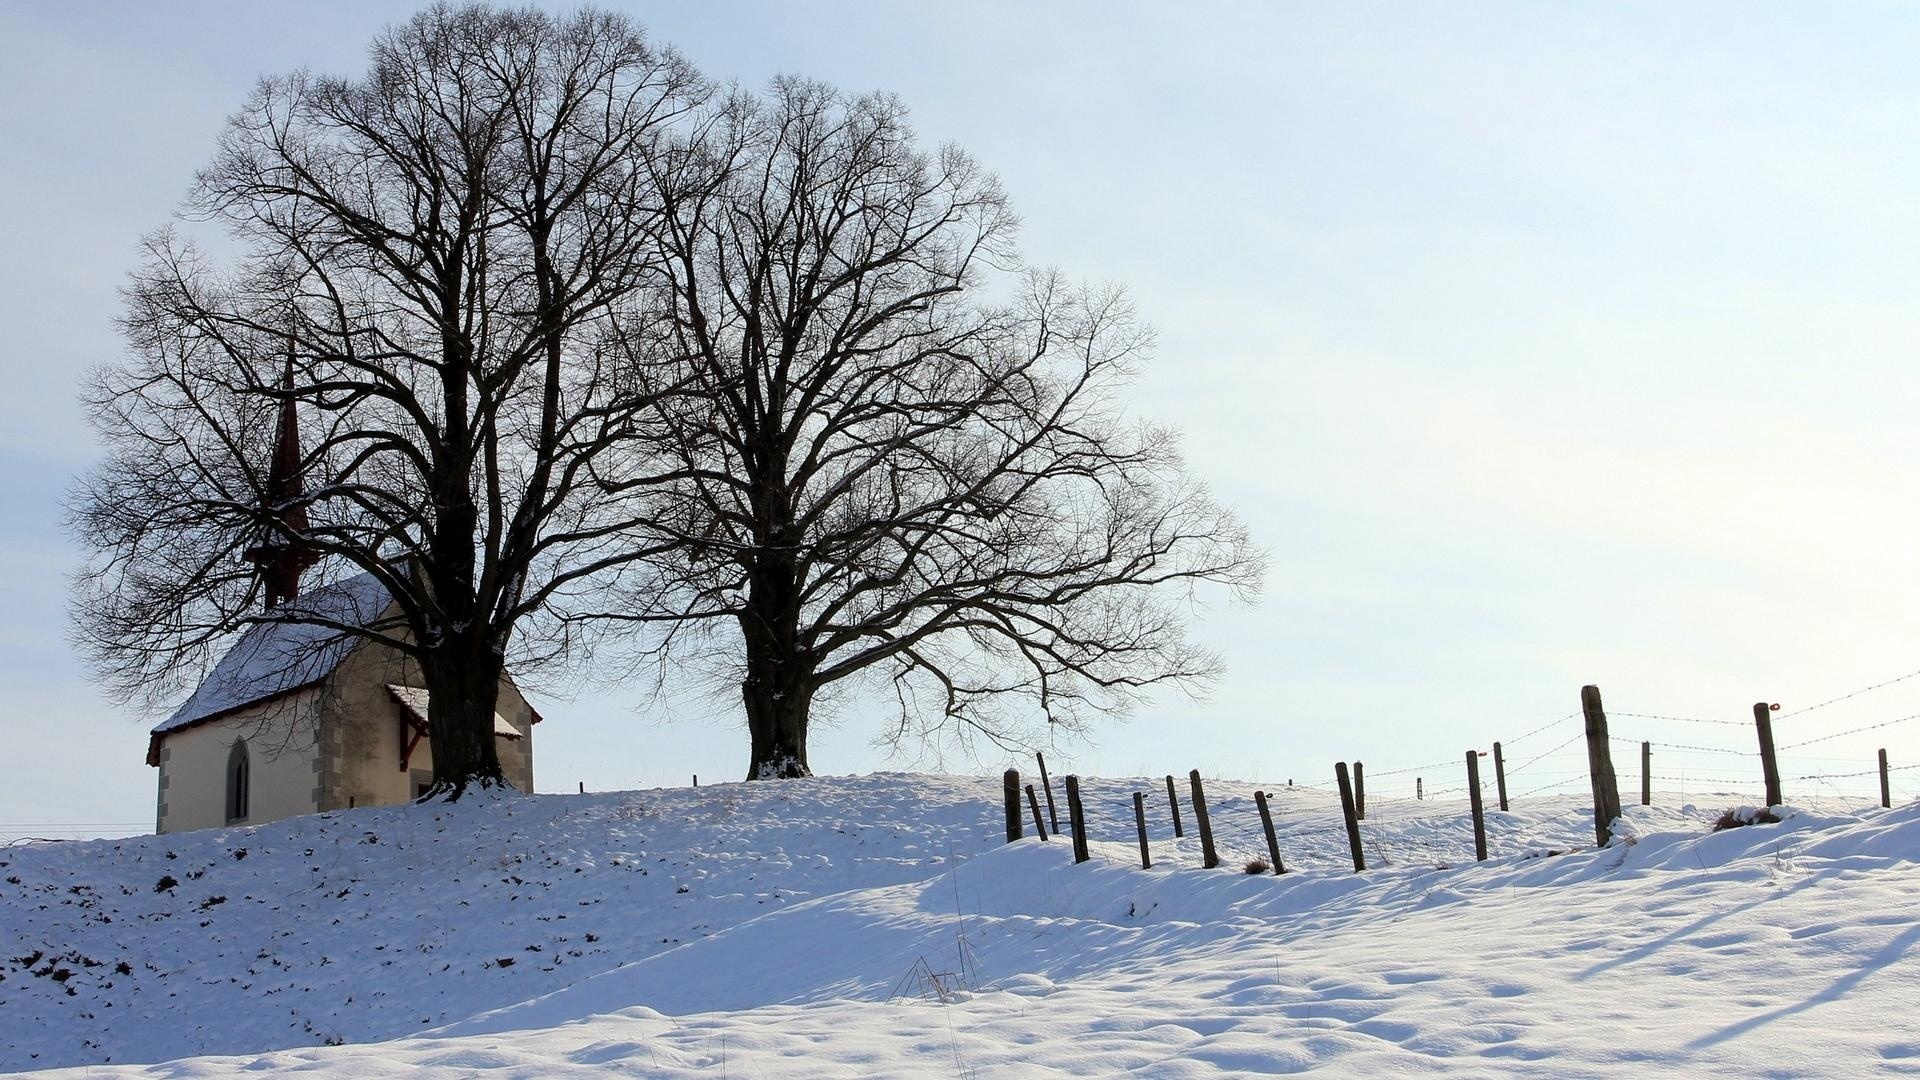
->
[155, 690, 322, 834]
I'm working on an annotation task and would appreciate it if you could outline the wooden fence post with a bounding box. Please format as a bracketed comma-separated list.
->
[1880, 749, 1892, 809]
[1353, 761, 1366, 820]
[1066, 774, 1090, 863]
[1640, 741, 1651, 806]
[1165, 774, 1184, 837]
[578, 781, 584, 794]
[1026, 784, 1050, 840]
[1188, 770, 1220, 869]
[1133, 791, 1151, 868]
[1037, 752, 1061, 834]
[1335, 762, 1366, 872]
[693, 775, 699, 787]
[1466, 752, 1488, 861]
[1753, 702, 1782, 807]
[1492, 741, 1509, 811]
[1004, 769, 1023, 843]
[1581, 685, 1623, 846]
[1416, 776, 1423, 801]
[1254, 790, 1285, 874]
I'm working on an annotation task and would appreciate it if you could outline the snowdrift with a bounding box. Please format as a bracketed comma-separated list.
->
[3, 773, 1918, 1076]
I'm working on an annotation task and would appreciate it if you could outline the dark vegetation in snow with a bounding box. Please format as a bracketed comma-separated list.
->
[1712, 806, 1784, 831]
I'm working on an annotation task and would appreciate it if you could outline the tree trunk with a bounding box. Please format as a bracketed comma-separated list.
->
[742, 663, 812, 779]
[421, 637, 508, 799]
[739, 552, 813, 779]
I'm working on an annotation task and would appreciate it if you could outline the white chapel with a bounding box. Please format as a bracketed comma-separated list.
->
[145, 366, 539, 835]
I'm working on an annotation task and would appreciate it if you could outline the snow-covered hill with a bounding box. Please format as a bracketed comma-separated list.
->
[3, 773, 1917, 1076]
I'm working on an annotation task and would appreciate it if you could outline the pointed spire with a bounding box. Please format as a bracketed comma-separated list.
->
[245, 337, 318, 609]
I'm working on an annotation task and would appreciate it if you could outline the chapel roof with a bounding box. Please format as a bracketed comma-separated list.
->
[146, 571, 393, 760]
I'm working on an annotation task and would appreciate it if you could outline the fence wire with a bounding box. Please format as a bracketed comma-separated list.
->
[1776, 666, 1920, 720]
[1182, 667, 1920, 826]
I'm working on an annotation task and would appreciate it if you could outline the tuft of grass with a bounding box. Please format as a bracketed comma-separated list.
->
[1243, 857, 1270, 875]
[1712, 806, 1782, 831]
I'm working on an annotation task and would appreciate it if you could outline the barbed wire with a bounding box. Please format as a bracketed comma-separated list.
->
[1774, 753, 1901, 763]
[1361, 759, 1458, 778]
[1505, 712, 1580, 746]
[0, 814, 149, 822]
[1786, 762, 1920, 783]
[1508, 731, 1584, 775]
[1611, 737, 1769, 760]
[1775, 667, 1920, 720]
[1778, 712, 1920, 751]
[1191, 695, 1914, 812]
[1611, 711, 1749, 728]
[1514, 772, 1589, 798]
[1644, 739, 1751, 756]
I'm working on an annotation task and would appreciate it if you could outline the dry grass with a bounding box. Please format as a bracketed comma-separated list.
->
[1712, 807, 1782, 831]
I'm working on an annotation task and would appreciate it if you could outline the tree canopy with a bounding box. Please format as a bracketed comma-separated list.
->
[72, 3, 705, 794]
[72, 4, 1262, 788]
[579, 79, 1264, 778]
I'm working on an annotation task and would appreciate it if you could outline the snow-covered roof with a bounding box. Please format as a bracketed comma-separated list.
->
[386, 684, 524, 739]
[149, 572, 394, 748]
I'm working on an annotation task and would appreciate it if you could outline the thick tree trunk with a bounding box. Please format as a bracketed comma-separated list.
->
[739, 549, 813, 779]
[421, 638, 508, 799]
[422, 251, 493, 800]
[742, 657, 812, 779]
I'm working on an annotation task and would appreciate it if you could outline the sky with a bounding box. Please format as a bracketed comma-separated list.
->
[5, 1, 1920, 837]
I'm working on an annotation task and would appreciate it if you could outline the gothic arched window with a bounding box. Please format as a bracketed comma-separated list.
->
[226, 739, 250, 823]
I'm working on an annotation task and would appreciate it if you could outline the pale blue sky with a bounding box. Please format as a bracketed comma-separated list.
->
[5, 2, 1920, 834]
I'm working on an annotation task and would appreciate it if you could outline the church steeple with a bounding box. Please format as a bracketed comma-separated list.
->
[244, 346, 318, 609]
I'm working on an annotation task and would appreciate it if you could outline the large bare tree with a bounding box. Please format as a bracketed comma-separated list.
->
[70, 4, 705, 795]
[594, 80, 1263, 779]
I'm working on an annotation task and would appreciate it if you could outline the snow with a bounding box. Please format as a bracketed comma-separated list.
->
[152, 573, 392, 737]
[2, 773, 1918, 1076]
[385, 684, 522, 738]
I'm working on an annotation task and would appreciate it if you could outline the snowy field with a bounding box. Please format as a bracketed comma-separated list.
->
[2, 772, 1917, 1076]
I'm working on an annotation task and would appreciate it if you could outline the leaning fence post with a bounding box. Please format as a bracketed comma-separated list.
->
[1254, 790, 1285, 874]
[1164, 774, 1184, 837]
[1188, 770, 1220, 869]
[1492, 741, 1509, 811]
[1353, 761, 1366, 820]
[1133, 791, 1151, 868]
[1880, 749, 1892, 809]
[1026, 784, 1050, 840]
[1753, 702, 1782, 807]
[1037, 752, 1061, 834]
[1004, 769, 1023, 843]
[1466, 752, 1488, 861]
[1640, 741, 1651, 806]
[1065, 774, 1090, 863]
[1335, 762, 1366, 872]
[1581, 685, 1622, 846]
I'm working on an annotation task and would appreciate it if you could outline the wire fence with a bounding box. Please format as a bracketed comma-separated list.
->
[995, 667, 1920, 880]
[1244, 664, 1920, 818]
[0, 823, 151, 846]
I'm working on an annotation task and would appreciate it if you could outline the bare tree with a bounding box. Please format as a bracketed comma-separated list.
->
[70, 3, 706, 796]
[592, 80, 1264, 779]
